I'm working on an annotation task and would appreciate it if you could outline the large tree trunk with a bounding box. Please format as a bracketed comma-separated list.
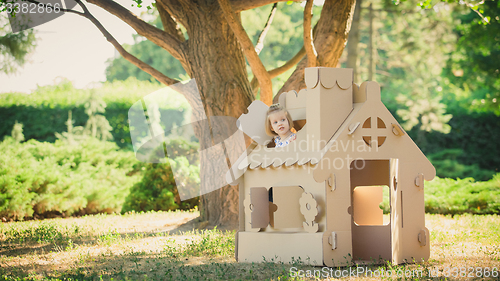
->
[177, 0, 356, 228]
[172, 3, 254, 228]
[87, 0, 356, 229]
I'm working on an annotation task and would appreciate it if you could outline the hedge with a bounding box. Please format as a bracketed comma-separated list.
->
[0, 138, 141, 220]
[0, 78, 189, 148]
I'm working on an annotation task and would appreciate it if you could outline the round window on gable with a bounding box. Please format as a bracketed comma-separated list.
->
[361, 117, 387, 147]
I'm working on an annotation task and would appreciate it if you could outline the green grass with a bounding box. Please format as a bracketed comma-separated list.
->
[0, 211, 499, 280]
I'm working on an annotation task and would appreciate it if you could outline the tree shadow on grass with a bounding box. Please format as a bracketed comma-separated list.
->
[0, 215, 210, 258]
[0, 249, 296, 281]
[3, 248, 483, 281]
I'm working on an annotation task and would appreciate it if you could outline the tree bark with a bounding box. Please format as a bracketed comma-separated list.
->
[303, 0, 317, 67]
[170, 2, 254, 228]
[347, 0, 362, 83]
[218, 0, 273, 105]
[275, 0, 356, 101]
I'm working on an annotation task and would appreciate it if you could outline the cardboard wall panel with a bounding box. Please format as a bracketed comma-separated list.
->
[238, 232, 323, 265]
[352, 186, 384, 226]
[273, 186, 304, 229]
[250, 187, 269, 229]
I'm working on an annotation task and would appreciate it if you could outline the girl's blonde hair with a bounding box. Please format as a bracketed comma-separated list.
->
[265, 103, 294, 136]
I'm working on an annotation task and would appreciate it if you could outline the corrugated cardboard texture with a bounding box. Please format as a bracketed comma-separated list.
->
[273, 186, 304, 229]
[250, 187, 270, 229]
[238, 232, 323, 265]
[352, 225, 391, 262]
[306, 68, 353, 151]
[232, 67, 434, 266]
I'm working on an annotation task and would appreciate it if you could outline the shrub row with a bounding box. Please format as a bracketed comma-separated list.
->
[425, 173, 500, 215]
[123, 138, 200, 213]
[402, 110, 500, 177]
[0, 137, 200, 221]
[0, 78, 189, 148]
[3, 79, 499, 179]
[0, 138, 141, 220]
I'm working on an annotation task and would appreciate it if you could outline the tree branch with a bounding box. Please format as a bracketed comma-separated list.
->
[275, 0, 356, 102]
[255, 3, 277, 55]
[73, 0, 178, 85]
[250, 46, 305, 94]
[269, 46, 306, 78]
[230, 0, 300, 13]
[218, 0, 273, 105]
[156, 1, 186, 42]
[250, 22, 318, 94]
[464, 1, 490, 24]
[303, 0, 317, 67]
[85, 0, 185, 62]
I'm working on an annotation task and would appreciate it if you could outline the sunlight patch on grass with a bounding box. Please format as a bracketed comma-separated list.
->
[1, 212, 499, 280]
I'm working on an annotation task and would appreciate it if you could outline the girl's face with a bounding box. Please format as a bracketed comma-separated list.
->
[269, 111, 290, 138]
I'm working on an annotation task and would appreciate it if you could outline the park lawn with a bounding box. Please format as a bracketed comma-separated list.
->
[0, 211, 499, 280]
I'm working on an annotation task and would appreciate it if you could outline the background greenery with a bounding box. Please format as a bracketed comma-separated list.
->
[0, 78, 188, 148]
[0, 137, 140, 220]
[0, 136, 200, 221]
[0, 0, 498, 220]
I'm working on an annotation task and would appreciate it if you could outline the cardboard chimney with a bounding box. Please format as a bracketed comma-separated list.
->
[227, 67, 435, 266]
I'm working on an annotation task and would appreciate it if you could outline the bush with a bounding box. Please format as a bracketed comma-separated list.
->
[428, 149, 495, 181]
[425, 173, 500, 215]
[0, 138, 141, 220]
[122, 137, 200, 213]
[403, 110, 500, 176]
[0, 78, 189, 148]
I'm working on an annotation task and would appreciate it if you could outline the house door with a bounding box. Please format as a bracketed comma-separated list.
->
[350, 159, 393, 263]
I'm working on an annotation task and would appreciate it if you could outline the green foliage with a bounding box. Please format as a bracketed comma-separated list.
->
[81, 91, 114, 141]
[105, 9, 186, 82]
[122, 137, 200, 213]
[10, 120, 24, 142]
[403, 108, 500, 175]
[0, 17, 36, 74]
[425, 173, 500, 215]
[444, 0, 500, 115]
[365, 0, 456, 133]
[55, 92, 114, 144]
[0, 78, 188, 148]
[241, 3, 317, 93]
[106, 3, 319, 94]
[0, 138, 141, 220]
[377, 174, 500, 215]
[428, 149, 495, 181]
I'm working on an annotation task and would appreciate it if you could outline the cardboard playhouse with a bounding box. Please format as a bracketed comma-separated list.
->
[226, 67, 435, 267]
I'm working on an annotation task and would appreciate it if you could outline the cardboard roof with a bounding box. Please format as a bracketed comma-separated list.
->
[227, 78, 435, 186]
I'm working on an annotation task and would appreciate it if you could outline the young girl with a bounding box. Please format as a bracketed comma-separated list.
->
[265, 103, 297, 147]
